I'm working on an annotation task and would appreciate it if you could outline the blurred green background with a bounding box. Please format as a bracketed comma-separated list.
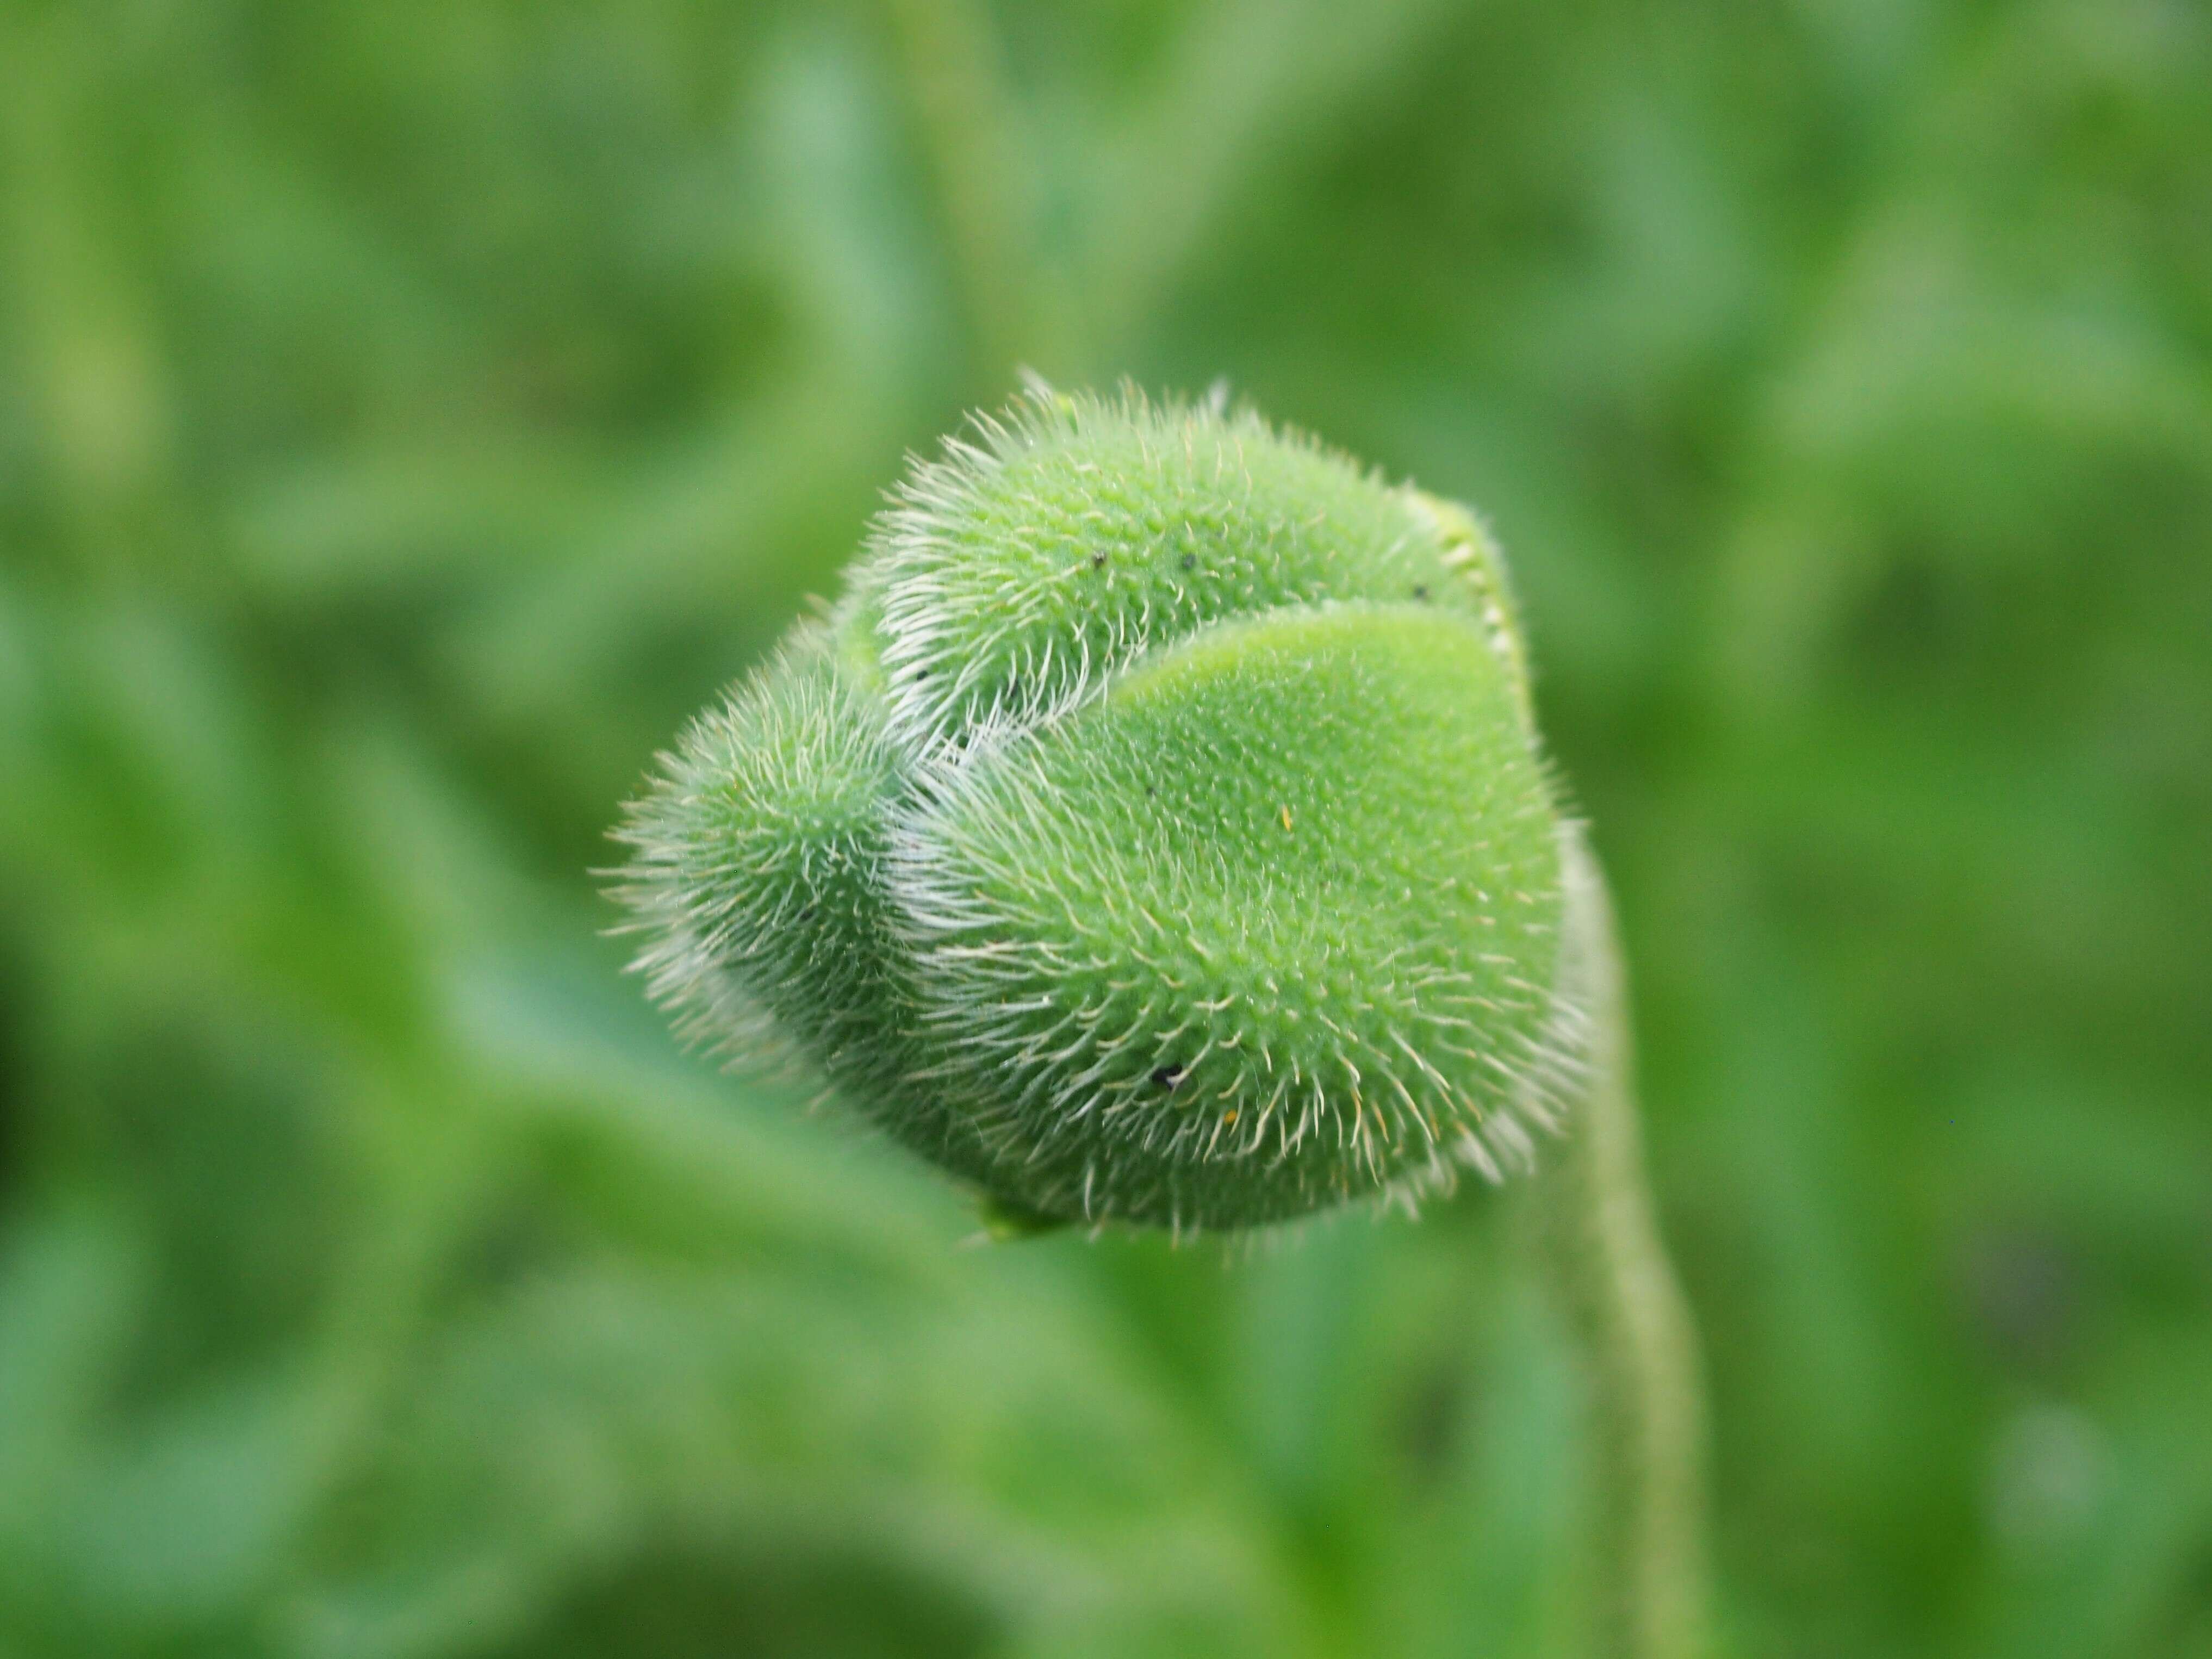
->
[3, 1, 2209, 1655]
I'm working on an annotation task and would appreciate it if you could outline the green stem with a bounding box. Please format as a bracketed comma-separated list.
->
[875, 0, 1053, 377]
[1538, 829, 1712, 1658]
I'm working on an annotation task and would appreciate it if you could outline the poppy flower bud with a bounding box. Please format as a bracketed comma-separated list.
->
[618, 386, 1581, 1232]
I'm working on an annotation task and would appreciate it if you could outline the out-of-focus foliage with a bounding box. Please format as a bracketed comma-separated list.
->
[1, 1, 2207, 1655]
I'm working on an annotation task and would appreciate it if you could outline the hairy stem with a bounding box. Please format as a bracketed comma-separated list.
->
[1538, 831, 1712, 1658]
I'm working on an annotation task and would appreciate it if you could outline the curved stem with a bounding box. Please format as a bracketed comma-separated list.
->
[1537, 830, 1713, 1658]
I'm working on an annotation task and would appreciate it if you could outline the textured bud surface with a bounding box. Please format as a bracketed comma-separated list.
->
[618, 388, 1580, 1231]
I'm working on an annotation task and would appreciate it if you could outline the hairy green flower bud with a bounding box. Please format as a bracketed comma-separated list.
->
[617, 386, 1584, 1232]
